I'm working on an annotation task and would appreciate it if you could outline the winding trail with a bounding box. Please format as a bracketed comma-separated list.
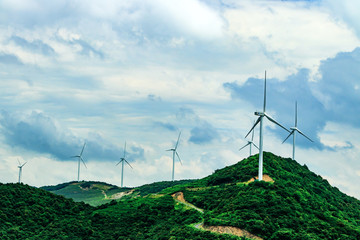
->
[172, 191, 263, 240]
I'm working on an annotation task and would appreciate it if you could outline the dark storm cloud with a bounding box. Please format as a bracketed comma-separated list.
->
[0, 110, 121, 161]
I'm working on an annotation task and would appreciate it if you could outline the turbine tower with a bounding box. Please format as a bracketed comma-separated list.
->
[239, 120, 259, 156]
[282, 101, 313, 160]
[245, 71, 290, 181]
[71, 142, 87, 182]
[116, 141, 133, 188]
[17, 160, 27, 183]
[166, 131, 182, 181]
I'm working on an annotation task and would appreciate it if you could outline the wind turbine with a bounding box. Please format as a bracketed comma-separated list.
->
[116, 141, 133, 188]
[245, 71, 290, 181]
[71, 142, 87, 182]
[17, 160, 27, 183]
[166, 131, 182, 181]
[239, 120, 259, 156]
[282, 101, 313, 160]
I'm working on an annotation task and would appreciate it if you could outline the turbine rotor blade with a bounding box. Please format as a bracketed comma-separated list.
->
[21, 162, 27, 167]
[239, 142, 250, 151]
[263, 70, 267, 112]
[251, 121, 255, 141]
[166, 149, 173, 152]
[245, 117, 261, 138]
[175, 131, 181, 150]
[123, 142, 127, 158]
[125, 159, 133, 169]
[295, 101, 298, 127]
[265, 113, 290, 133]
[282, 131, 294, 144]
[17, 159, 21, 165]
[252, 142, 259, 150]
[116, 159, 123, 166]
[80, 142, 86, 156]
[80, 157, 87, 169]
[297, 129, 313, 142]
[175, 151, 182, 165]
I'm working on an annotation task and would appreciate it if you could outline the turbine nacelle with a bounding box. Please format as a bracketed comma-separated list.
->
[255, 111, 265, 116]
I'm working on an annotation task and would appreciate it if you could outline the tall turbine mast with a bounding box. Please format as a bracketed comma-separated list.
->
[245, 71, 290, 181]
[17, 160, 27, 183]
[282, 101, 313, 160]
[71, 142, 87, 182]
[116, 141, 133, 187]
[166, 131, 182, 181]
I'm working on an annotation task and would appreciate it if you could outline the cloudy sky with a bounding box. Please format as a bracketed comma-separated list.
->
[1, 0, 360, 198]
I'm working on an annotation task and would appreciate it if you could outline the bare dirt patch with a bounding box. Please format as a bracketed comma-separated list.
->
[110, 189, 134, 199]
[172, 192, 186, 203]
[203, 224, 263, 240]
[247, 174, 274, 183]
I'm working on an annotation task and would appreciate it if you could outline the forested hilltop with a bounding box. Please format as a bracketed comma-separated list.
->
[1, 152, 360, 239]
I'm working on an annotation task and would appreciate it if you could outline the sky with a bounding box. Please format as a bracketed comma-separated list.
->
[1, 0, 360, 198]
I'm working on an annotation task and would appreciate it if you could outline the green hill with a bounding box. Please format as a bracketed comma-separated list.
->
[1, 152, 360, 239]
[41, 179, 195, 206]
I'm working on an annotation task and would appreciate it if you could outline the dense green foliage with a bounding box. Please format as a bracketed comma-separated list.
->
[0, 183, 240, 240]
[0, 183, 94, 239]
[2, 152, 360, 239]
[134, 179, 195, 196]
[184, 152, 360, 239]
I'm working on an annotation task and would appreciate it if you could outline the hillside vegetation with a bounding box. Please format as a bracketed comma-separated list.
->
[41, 179, 195, 206]
[1, 152, 360, 239]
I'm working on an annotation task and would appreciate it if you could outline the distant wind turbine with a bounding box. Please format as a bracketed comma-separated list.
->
[116, 142, 133, 188]
[245, 71, 290, 181]
[239, 120, 259, 156]
[282, 101, 313, 160]
[17, 159, 27, 183]
[71, 142, 87, 182]
[166, 131, 182, 181]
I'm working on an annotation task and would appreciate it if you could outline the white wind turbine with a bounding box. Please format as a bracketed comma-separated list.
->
[239, 120, 259, 156]
[282, 101, 313, 160]
[166, 131, 182, 181]
[71, 142, 87, 182]
[245, 71, 290, 181]
[17, 159, 27, 183]
[116, 142, 133, 188]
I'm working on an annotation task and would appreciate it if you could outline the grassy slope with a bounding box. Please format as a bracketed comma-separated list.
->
[42, 179, 195, 206]
[41, 181, 130, 206]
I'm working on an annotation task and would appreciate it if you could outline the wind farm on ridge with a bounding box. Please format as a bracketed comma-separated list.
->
[14, 71, 315, 188]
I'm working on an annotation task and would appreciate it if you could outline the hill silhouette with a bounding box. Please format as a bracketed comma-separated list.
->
[1, 152, 360, 239]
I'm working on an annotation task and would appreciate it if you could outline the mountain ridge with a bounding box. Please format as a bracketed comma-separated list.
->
[1, 152, 360, 239]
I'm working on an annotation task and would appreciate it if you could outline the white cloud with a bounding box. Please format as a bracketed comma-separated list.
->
[0, 0, 360, 201]
[225, 1, 360, 79]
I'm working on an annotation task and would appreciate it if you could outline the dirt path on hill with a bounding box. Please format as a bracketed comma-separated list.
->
[172, 192, 203, 213]
[102, 190, 108, 199]
[172, 192, 262, 240]
[110, 189, 134, 199]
